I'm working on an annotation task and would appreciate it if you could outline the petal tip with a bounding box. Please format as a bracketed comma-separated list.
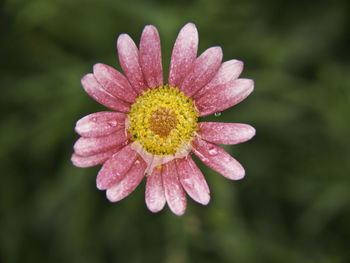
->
[172, 208, 186, 216]
[74, 123, 80, 135]
[200, 194, 210, 205]
[234, 167, 246, 180]
[92, 63, 104, 73]
[117, 33, 128, 41]
[144, 24, 157, 30]
[232, 59, 244, 72]
[211, 46, 223, 56]
[96, 180, 104, 191]
[72, 138, 81, 154]
[81, 73, 93, 87]
[106, 190, 116, 202]
[246, 78, 255, 91]
[116, 33, 129, 47]
[237, 78, 255, 99]
[71, 153, 79, 167]
[146, 204, 164, 213]
[142, 25, 158, 37]
[182, 22, 198, 32]
[248, 125, 256, 139]
[96, 170, 106, 190]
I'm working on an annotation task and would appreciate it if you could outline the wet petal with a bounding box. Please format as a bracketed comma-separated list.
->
[71, 147, 122, 168]
[75, 111, 126, 138]
[117, 34, 147, 94]
[180, 47, 222, 97]
[162, 160, 186, 216]
[168, 23, 198, 88]
[145, 168, 166, 213]
[93, 63, 137, 103]
[81, 74, 130, 113]
[106, 158, 146, 202]
[191, 137, 245, 180]
[198, 122, 256, 145]
[193, 59, 243, 99]
[73, 129, 129, 157]
[196, 78, 254, 117]
[139, 25, 163, 88]
[96, 145, 138, 190]
[176, 156, 210, 205]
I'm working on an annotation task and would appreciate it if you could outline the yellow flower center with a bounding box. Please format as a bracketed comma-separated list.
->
[127, 85, 198, 156]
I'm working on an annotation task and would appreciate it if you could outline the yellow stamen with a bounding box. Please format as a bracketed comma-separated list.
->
[128, 85, 198, 156]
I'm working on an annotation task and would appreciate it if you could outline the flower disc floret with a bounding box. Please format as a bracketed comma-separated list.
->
[128, 85, 198, 156]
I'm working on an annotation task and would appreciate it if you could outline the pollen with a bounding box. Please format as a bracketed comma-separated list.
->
[127, 85, 199, 156]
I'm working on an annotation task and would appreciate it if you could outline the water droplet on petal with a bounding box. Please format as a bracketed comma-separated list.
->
[92, 117, 97, 122]
[208, 148, 218, 156]
[214, 112, 221, 117]
[107, 120, 118, 127]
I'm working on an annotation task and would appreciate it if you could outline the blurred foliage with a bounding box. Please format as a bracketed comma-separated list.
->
[1, 0, 350, 262]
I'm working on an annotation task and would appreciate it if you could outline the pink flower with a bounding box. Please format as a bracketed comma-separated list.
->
[72, 23, 255, 216]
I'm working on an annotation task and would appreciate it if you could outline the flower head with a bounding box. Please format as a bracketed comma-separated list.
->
[72, 23, 255, 215]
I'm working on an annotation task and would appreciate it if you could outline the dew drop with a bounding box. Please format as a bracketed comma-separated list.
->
[214, 112, 221, 117]
[107, 120, 118, 127]
[202, 157, 210, 162]
[92, 117, 97, 122]
[208, 148, 218, 156]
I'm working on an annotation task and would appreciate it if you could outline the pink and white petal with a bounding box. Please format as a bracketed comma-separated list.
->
[168, 23, 198, 88]
[198, 122, 256, 145]
[75, 111, 126, 138]
[71, 147, 122, 168]
[106, 158, 146, 202]
[81, 74, 130, 113]
[176, 156, 210, 205]
[191, 137, 245, 180]
[193, 59, 244, 100]
[73, 129, 130, 157]
[162, 160, 186, 216]
[180, 47, 222, 97]
[96, 145, 138, 190]
[93, 63, 137, 103]
[196, 78, 254, 117]
[117, 34, 147, 94]
[139, 25, 163, 89]
[145, 168, 166, 213]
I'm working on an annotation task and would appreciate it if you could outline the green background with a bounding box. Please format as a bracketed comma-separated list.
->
[1, 0, 350, 262]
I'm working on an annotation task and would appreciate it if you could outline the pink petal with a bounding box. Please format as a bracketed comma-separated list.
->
[117, 34, 147, 95]
[106, 158, 146, 202]
[168, 23, 198, 88]
[93, 63, 137, 103]
[75, 111, 126, 138]
[198, 122, 256, 145]
[193, 59, 244, 100]
[162, 160, 186, 216]
[191, 137, 245, 180]
[96, 145, 138, 190]
[71, 147, 122, 168]
[81, 74, 130, 113]
[196, 78, 254, 117]
[145, 168, 166, 213]
[73, 129, 129, 157]
[139, 25, 163, 89]
[176, 156, 210, 205]
[180, 47, 222, 97]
